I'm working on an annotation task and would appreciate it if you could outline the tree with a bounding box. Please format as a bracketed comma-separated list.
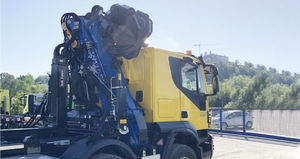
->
[10, 93, 25, 115]
[206, 54, 300, 109]
[0, 73, 19, 98]
[255, 84, 289, 108]
[269, 67, 277, 73]
[35, 75, 49, 84]
[0, 73, 49, 115]
[15, 75, 34, 94]
[209, 75, 252, 108]
[256, 64, 266, 71]
[31, 84, 48, 93]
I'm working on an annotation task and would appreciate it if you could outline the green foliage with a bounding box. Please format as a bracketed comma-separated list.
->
[0, 73, 49, 115]
[254, 83, 289, 109]
[0, 73, 19, 98]
[206, 56, 300, 109]
[35, 75, 49, 84]
[10, 92, 25, 115]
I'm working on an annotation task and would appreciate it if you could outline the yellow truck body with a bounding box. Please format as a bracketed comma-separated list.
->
[122, 47, 209, 130]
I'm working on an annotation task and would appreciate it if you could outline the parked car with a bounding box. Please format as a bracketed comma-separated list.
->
[212, 110, 253, 129]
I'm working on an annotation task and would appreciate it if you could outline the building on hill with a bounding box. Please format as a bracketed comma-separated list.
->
[204, 52, 229, 64]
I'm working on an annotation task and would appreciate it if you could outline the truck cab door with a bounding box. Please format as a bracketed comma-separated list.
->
[169, 56, 207, 129]
[179, 62, 199, 121]
[179, 61, 207, 129]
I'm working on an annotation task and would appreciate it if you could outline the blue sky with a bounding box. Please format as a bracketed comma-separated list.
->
[1, 0, 300, 77]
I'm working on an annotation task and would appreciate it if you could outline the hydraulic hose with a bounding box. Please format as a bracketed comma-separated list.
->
[25, 96, 48, 128]
[29, 99, 48, 127]
[53, 43, 67, 58]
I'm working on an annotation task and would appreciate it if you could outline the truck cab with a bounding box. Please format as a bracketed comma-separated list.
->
[122, 47, 217, 130]
[23, 93, 45, 115]
[121, 47, 219, 159]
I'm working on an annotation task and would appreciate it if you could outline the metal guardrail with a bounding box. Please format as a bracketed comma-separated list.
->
[208, 108, 300, 143]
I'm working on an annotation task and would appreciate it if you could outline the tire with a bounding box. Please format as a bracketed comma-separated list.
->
[168, 144, 197, 159]
[246, 121, 253, 128]
[222, 122, 228, 130]
[90, 153, 122, 159]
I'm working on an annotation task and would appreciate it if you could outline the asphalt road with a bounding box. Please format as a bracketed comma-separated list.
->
[3, 134, 300, 159]
[212, 134, 300, 159]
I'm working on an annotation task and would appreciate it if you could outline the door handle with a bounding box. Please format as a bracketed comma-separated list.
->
[181, 111, 188, 118]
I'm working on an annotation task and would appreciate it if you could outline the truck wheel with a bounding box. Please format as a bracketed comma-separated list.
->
[168, 144, 197, 159]
[246, 121, 253, 128]
[90, 153, 122, 159]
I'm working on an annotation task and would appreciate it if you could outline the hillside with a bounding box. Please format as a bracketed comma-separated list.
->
[204, 53, 300, 109]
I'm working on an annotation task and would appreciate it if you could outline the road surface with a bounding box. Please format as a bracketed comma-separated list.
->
[213, 134, 300, 159]
[3, 134, 300, 159]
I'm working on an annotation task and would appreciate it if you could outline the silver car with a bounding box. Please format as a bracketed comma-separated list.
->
[212, 110, 253, 129]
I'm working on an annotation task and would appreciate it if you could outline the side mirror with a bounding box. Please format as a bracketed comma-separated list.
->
[205, 64, 219, 96]
[212, 76, 220, 95]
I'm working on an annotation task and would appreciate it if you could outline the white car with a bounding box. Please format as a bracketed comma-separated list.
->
[212, 110, 253, 129]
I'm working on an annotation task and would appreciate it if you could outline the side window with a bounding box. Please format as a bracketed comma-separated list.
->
[169, 56, 207, 111]
[236, 112, 242, 117]
[231, 112, 241, 118]
[231, 112, 237, 118]
[181, 63, 197, 91]
[227, 114, 233, 119]
[37, 96, 43, 104]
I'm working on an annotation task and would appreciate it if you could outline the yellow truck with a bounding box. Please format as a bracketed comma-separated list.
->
[1, 4, 219, 159]
[120, 47, 219, 159]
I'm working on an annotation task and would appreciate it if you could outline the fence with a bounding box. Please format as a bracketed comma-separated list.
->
[209, 107, 300, 142]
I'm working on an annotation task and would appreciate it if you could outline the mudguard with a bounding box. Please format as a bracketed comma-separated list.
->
[60, 137, 135, 159]
[156, 122, 202, 159]
[157, 121, 200, 143]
